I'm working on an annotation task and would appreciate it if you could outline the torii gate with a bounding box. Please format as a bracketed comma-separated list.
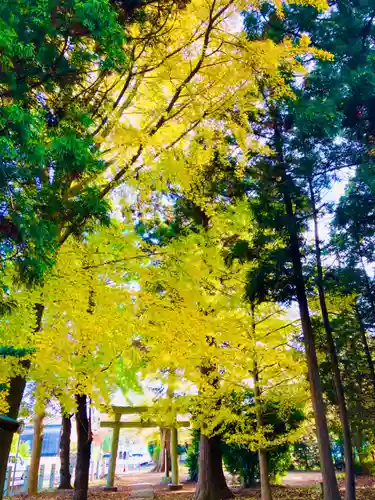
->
[100, 406, 189, 491]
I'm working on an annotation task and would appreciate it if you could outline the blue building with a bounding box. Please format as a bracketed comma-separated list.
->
[20, 424, 61, 457]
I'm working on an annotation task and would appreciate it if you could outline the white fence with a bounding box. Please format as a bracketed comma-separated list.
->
[3, 460, 107, 497]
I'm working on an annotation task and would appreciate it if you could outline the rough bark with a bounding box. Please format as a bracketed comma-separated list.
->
[280, 176, 340, 500]
[152, 428, 171, 473]
[0, 369, 28, 498]
[73, 395, 92, 500]
[28, 411, 45, 495]
[195, 353, 233, 500]
[269, 109, 339, 500]
[309, 179, 356, 500]
[59, 414, 73, 489]
[258, 451, 272, 500]
[0, 303, 43, 499]
[0, 304, 44, 500]
[194, 433, 234, 500]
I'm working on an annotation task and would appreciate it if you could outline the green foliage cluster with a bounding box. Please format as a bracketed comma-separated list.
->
[186, 429, 293, 488]
[291, 442, 320, 471]
[10, 435, 30, 459]
[186, 429, 200, 482]
[223, 443, 292, 488]
[0, 0, 128, 284]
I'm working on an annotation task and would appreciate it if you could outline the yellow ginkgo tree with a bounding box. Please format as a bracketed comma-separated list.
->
[64, 0, 331, 230]
[26, 229, 148, 500]
[220, 301, 308, 500]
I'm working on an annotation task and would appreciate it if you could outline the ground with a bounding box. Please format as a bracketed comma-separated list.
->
[10, 470, 375, 500]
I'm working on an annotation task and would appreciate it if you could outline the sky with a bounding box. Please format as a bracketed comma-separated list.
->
[308, 168, 352, 244]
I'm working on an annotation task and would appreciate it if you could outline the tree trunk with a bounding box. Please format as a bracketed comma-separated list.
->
[28, 411, 45, 495]
[254, 374, 272, 500]
[152, 428, 171, 473]
[194, 433, 234, 500]
[356, 306, 375, 397]
[59, 414, 72, 489]
[0, 303, 43, 499]
[251, 302, 272, 500]
[190, 205, 232, 500]
[258, 451, 272, 500]
[0, 369, 29, 498]
[195, 362, 233, 500]
[73, 395, 92, 500]
[281, 178, 340, 500]
[309, 179, 356, 500]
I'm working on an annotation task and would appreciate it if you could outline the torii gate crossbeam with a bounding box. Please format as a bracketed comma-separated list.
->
[100, 406, 189, 491]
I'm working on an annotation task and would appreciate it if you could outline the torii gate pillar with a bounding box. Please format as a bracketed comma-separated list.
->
[169, 427, 183, 491]
[104, 413, 120, 491]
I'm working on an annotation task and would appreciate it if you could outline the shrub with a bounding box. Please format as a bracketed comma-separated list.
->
[222, 443, 292, 487]
[292, 441, 320, 470]
[186, 429, 200, 482]
[187, 393, 303, 486]
[186, 429, 292, 487]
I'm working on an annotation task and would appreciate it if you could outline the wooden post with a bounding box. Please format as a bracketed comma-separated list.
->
[23, 466, 29, 494]
[49, 464, 56, 489]
[165, 449, 169, 477]
[169, 427, 182, 491]
[11, 434, 21, 494]
[171, 427, 179, 485]
[104, 414, 120, 491]
[69, 464, 74, 487]
[38, 465, 45, 491]
[3, 466, 11, 497]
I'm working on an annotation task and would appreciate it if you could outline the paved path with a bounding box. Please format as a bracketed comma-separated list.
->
[116, 469, 324, 491]
[113, 470, 193, 497]
[283, 471, 323, 487]
[129, 483, 154, 498]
